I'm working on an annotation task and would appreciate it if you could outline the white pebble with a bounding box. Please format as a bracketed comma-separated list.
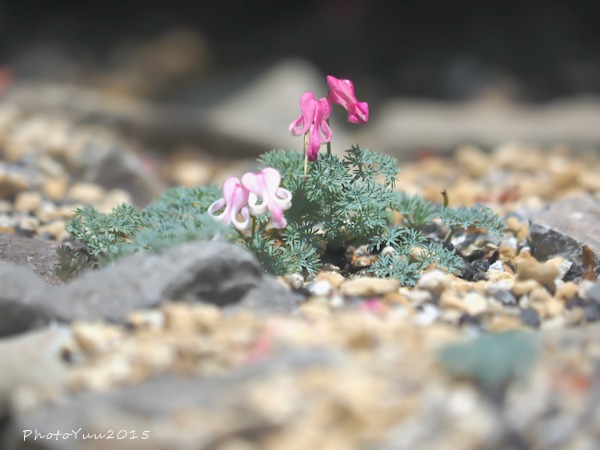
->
[414, 304, 440, 326]
[488, 261, 505, 272]
[307, 280, 333, 297]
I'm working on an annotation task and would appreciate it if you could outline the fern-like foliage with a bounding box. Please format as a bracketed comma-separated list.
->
[368, 226, 426, 252]
[438, 203, 505, 235]
[343, 145, 398, 188]
[419, 242, 464, 275]
[393, 192, 437, 227]
[369, 252, 429, 286]
[63, 186, 223, 269]
[65, 204, 144, 256]
[62, 145, 503, 286]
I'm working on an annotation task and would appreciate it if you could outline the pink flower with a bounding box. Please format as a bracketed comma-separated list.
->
[242, 168, 292, 228]
[289, 92, 332, 161]
[207, 177, 251, 231]
[326, 75, 369, 124]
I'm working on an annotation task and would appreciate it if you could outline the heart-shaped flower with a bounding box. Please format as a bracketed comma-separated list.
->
[242, 167, 292, 228]
[289, 92, 332, 161]
[326, 75, 369, 124]
[207, 177, 251, 231]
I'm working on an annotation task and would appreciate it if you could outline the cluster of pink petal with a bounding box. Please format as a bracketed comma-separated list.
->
[288, 93, 332, 161]
[208, 167, 292, 231]
[289, 75, 369, 161]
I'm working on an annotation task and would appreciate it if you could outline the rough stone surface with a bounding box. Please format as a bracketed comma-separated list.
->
[84, 149, 163, 207]
[231, 275, 302, 315]
[0, 241, 301, 335]
[0, 234, 61, 284]
[54, 240, 265, 322]
[586, 281, 600, 305]
[369, 99, 600, 155]
[7, 349, 340, 450]
[0, 327, 71, 417]
[0, 263, 57, 337]
[529, 194, 600, 264]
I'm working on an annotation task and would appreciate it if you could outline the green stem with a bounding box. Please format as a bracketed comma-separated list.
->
[326, 118, 332, 157]
[251, 216, 257, 240]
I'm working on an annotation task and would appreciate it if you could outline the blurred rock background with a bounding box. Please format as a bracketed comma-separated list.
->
[0, 0, 599, 158]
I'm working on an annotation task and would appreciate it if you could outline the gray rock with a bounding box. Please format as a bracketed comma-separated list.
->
[83, 147, 163, 207]
[54, 240, 264, 322]
[7, 60, 357, 159]
[529, 194, 600, 264]
[56, 240, 303, 322]
[232, 275, 302, 315]
[0, 240, 301, 335]
[0, 327, 71, 417]
[0, 234, 62, 285]
[194, 59, 354, 156]
[0, 263, 56, 337]
[7, 348, 341, 450]
[585, 281, 600, 305]
[367, 98, 600, 155]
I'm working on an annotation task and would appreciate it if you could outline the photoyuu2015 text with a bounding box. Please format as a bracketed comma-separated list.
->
[23, 428, 151, 441]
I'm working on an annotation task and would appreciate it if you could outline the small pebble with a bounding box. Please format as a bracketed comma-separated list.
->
[458, 314, 481, 328]
[127, 310, 165, 330]
[512, 279, 541, 298]
[36, 220, 68, 241]
[283, 273, 304, 290]
[583, 304, 600, 322]
[487, 260, 504, 272]
[340, 277, 400, 297]
[487, 287, 518, 307]
[555, 282, 580, 303]
[415, 304, 440, 326]
[463, 292, 488, 316]
[14, 191, 43, 213]
[520, 308, 541, 328]
[42, 177, 68, 202]
[516, 256, 559, 292]
[162, 303, 197, 333]
[67, 182, 106, 205]
[306, 280, 333, 297]
[416, 270, 450, 296]
[315, 271, 344, 290]
[486, 314, 524, 332]
[17, 216, 39, 234]
[406, 289, 434, 306]
[72, 322, 124, 355]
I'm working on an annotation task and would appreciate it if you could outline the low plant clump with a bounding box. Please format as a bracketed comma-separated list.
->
[60, 75, 505, 285]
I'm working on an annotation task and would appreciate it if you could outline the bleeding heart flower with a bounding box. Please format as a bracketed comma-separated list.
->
[242, 167, 292, 228]
[326, 75, 369, 124]
[207, 177, 251, 231]
[289, 92, 332, 161]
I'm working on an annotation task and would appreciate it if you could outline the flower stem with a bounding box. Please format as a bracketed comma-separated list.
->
[441, 189, 449, 208]
[251, 216, 257, 240]
[303, 132, 309, 179]
[326, 118, 331, 157]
